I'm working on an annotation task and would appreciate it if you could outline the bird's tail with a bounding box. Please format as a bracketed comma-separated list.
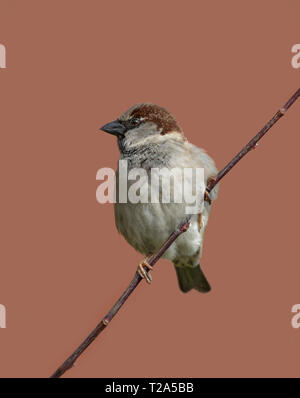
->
[174, 264, 211, 293]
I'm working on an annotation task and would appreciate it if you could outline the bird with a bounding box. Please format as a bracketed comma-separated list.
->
[100, 103, 219, 293]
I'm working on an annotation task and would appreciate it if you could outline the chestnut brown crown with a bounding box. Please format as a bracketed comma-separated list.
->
[120, 103, 182, 135]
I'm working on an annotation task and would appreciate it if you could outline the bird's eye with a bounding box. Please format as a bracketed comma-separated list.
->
[131, 118, 140, 126]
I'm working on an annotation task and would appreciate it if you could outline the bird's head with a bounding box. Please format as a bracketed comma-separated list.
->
[100, 103, 184, 152]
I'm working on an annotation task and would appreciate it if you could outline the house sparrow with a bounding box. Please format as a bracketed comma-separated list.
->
[100, 103, 219, 293]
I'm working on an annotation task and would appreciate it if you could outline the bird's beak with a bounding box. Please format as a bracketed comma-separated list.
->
[100, 120, 126, 137]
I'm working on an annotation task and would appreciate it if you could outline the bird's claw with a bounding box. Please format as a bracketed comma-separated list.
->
[137, 259, 153, 284]
[204, 190, 212, 205]
[204, 176, 217, 205]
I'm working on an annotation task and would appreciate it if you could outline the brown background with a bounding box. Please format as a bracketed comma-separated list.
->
[0, 0, 299, 378]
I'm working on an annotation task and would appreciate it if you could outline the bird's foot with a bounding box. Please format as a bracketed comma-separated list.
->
[204, 176, 217, 205]
[204, 190, 212, 205]
[137, 258, 153, 284]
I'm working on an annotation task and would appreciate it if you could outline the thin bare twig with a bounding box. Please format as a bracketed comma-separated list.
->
[50, 88, 300, 378]
[206, 88, 300, 192]
[50, 220, 190, 378]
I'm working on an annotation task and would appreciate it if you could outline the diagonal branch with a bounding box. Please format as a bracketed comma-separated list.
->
[206, 88, 300, 192]
[50, 88, 300, 378]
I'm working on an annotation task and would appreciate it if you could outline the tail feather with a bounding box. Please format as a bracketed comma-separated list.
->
[174, 264, 211, 293]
